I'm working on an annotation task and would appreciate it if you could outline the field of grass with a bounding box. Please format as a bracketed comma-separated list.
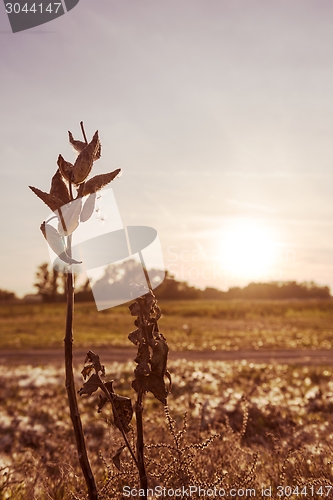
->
[1, 359, 333, 498]
[1, 299, 333, 351]
[1, 299, 333, 498]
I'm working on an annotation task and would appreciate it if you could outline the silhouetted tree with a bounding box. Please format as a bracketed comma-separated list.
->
[34, 263, 65, 302]
[0, 288, 16, 301]
[154, 271, 200, 300]
[75, 278, 94, 302]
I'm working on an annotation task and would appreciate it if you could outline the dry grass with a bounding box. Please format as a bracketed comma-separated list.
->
[2, 300, 333, 499]
[1, 359, 333, 498]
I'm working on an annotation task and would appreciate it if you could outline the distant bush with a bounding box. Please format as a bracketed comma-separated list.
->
[0, 288, 16, 301]
[155, 272, 201, 300]
[156, 278, 331, 301]
[223, 281, 331, 300]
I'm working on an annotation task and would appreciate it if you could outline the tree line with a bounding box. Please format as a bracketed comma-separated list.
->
[154, 274, 331, 300]
[0, 262, 331, 302]
[30, 263, 333, 302]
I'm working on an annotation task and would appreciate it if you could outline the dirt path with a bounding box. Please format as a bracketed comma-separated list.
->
[0, 347, 332, 366]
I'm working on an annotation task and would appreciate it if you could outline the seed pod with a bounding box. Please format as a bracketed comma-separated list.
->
[72, 131, 101, 185]
[80, 192, 96, 222]
[82, 169, 121, 196]
[40, 222, 64, 255]
[68, 131, 87, 154]
[40, 222, 81, 265]
[68, 130, 101, 160]
[29, 186, 63, 212]
[57, 155, 74, 183]
[50, 169, 70, 205]
[57, 198, 83, 236]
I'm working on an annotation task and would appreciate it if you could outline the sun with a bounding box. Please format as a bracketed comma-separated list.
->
[217, 220, 277, 280]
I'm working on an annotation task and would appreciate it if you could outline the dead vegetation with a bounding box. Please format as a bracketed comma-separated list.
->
[1, 360, 333, 499]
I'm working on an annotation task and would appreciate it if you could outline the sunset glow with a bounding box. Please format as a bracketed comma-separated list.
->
[217, 221, 277, 280]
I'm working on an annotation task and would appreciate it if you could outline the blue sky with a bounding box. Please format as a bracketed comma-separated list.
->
[1, 0, 333, 296]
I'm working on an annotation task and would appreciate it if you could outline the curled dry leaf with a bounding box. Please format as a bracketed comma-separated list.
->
[97, 381, 133, 433]
[97, 380, 133, 434]
[130, 291, 170, 405]
[68, 130, 101, 160]
[82, 169, 121, 196]
[112, 446, 126, 471]
[68, 131, 87, 154]
[40, 222, 82, 265]
[57, 198, 82, 236]
[50, 169, 71, 205]
[134, 361, 151, 377]
[81, 364, 94, 380]
[153, 305, 162, 322]
[80, 193, 96, 222]
[84, 350, 105, 376]
[143, 293, 155, 315]
[97, 381, 114, 413]
[128, 329, 140, 345]
[78, 373, 101, 396]
[57, 155, 74, 183]
[134, 343, 148, 366]
[132, 335, 170, 405]
[132, 373, 168, 405]
[72, 131, 101, 185]
[129, 301, 141, 317]
[29, 186, 64, 212]
[150, 335, 169, 378]
[111, 393, 133, 433]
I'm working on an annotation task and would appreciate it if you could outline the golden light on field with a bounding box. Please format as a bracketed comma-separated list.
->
[217, 220, 277, 280]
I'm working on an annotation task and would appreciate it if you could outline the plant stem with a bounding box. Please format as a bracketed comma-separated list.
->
[135, 388, 147, 499]
[64, 248, 98, 499]
[80, 121, 88, 144]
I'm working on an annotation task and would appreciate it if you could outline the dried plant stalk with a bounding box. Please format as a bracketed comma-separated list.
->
[135, 387, 148, 496]
[30, 122, 121, 500]
[129, 291, 171, 498]
[64, 254, 98, 500]
[79, 290, 170, 499]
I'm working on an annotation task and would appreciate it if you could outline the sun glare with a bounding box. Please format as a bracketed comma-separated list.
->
[217, 220, 277, 280]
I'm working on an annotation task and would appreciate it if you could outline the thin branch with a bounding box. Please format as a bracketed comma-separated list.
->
[80, 121, 88, 144]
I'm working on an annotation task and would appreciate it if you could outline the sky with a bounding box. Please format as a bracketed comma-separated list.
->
[1, 0, 333, 297]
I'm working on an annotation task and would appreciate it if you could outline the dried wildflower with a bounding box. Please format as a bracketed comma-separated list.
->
[29, 123, 122, 500]
[30, 125, 121, 255]
[69, 130, 101, 160]
[72, 131, 101, 184]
